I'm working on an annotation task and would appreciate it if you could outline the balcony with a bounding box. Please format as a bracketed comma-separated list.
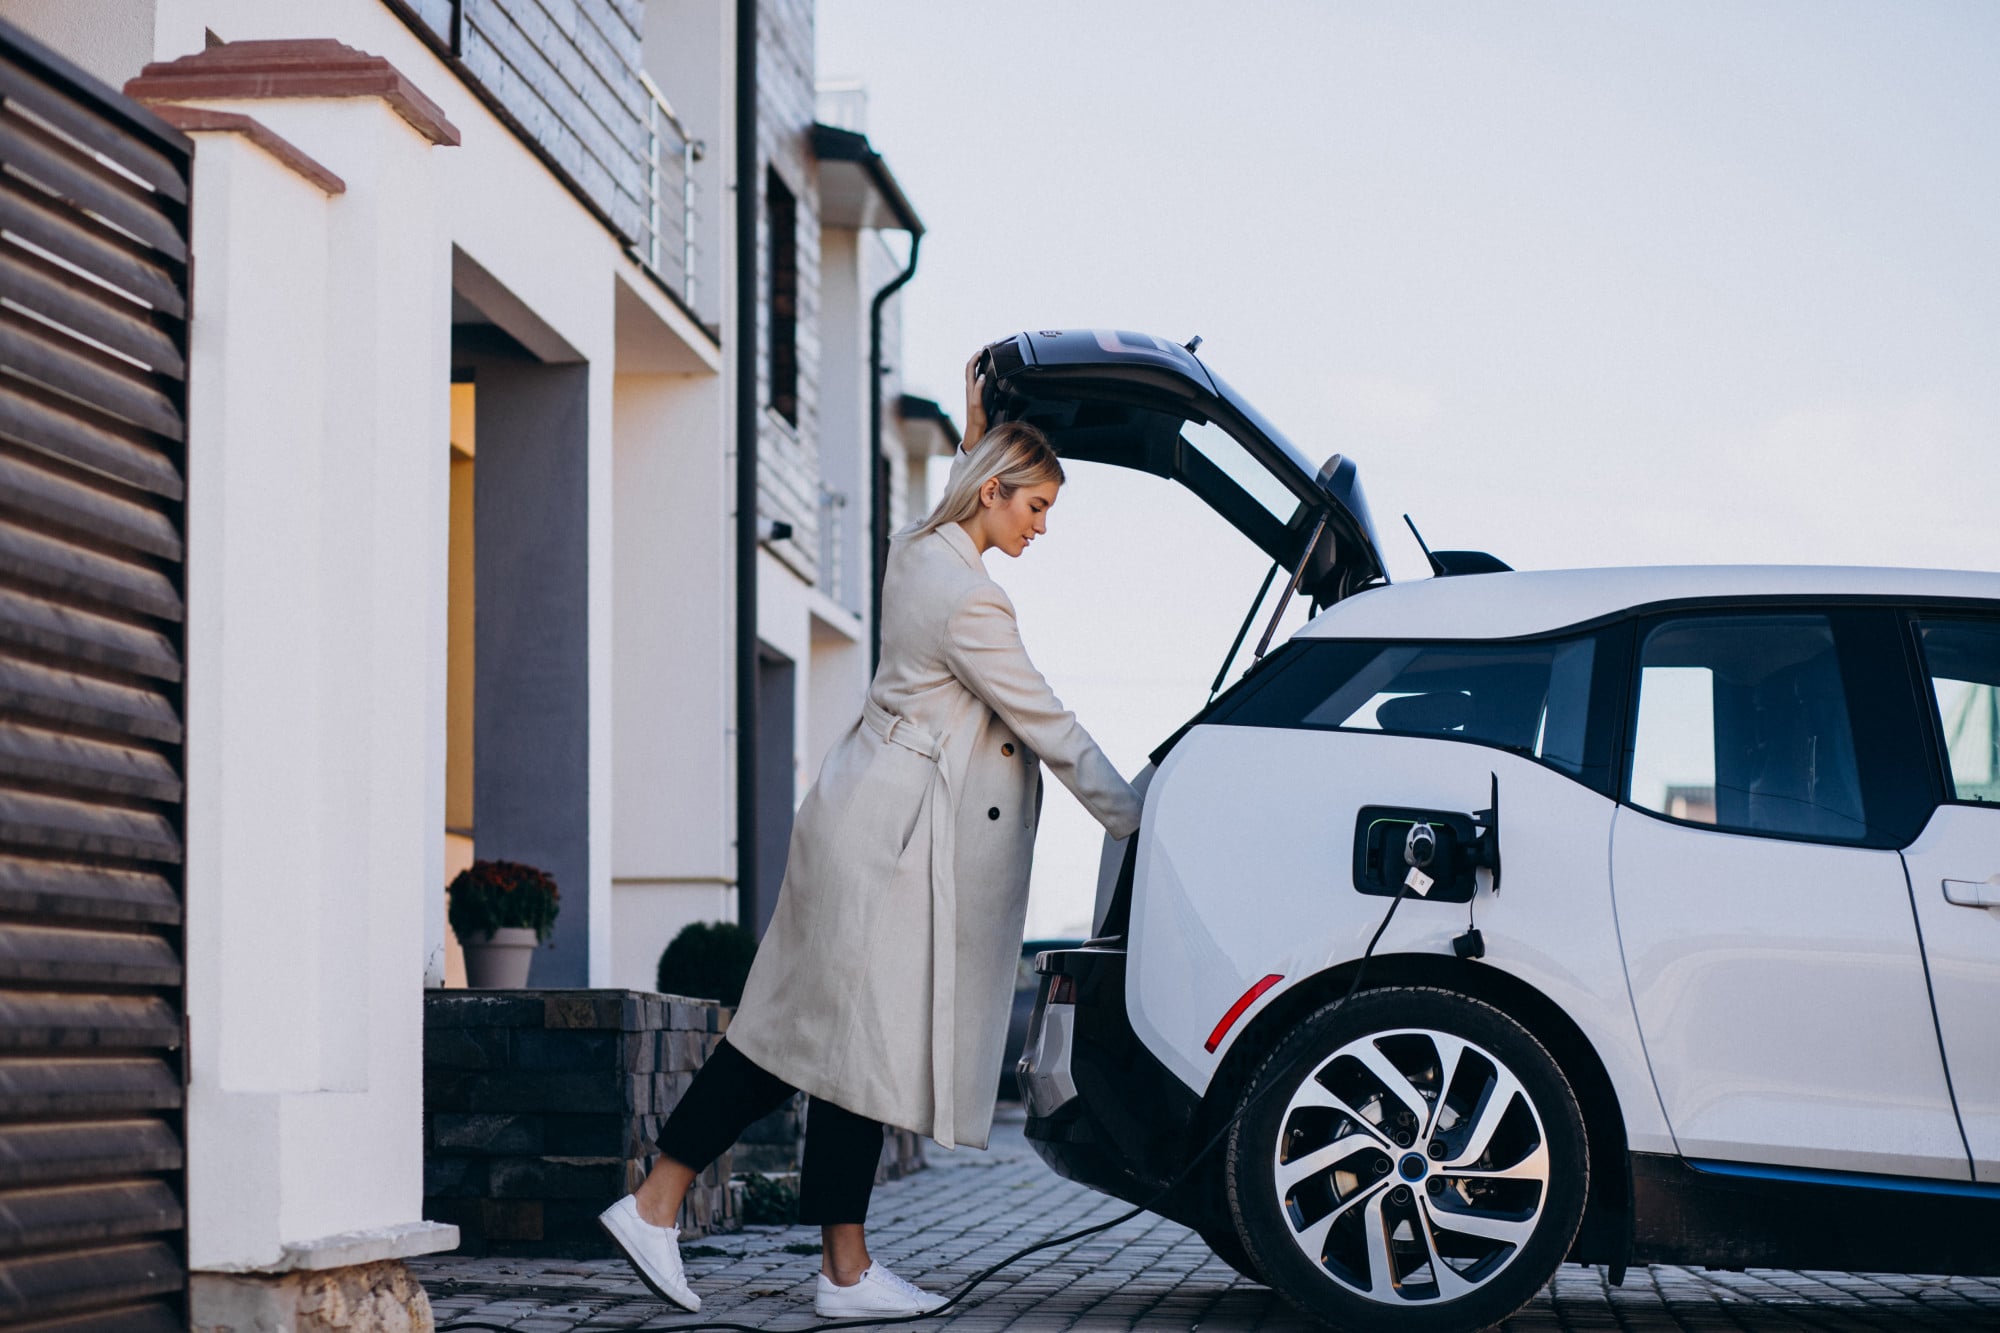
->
[385, 0, 715, 329]
[636, 71, 703, 317]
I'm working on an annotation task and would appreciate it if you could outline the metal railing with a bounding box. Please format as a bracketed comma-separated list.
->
[637, 70, 704, 316]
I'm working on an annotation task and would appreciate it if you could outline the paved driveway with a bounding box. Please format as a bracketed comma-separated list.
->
[417, 1106, 2000, 1332]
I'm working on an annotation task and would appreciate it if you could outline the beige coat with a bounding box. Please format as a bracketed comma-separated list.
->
[727, 519, 1142, 1149]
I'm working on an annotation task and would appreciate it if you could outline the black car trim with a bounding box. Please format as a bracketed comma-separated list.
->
[1687, 1157, 2000, 1199]
[1903, 613, 1959, 812]
[1023, 947, 1221, 1235]
[1092, 836, 1138, 942]
[1905, 611, 2000, 810]
[1630, 1152, 2000, 1274]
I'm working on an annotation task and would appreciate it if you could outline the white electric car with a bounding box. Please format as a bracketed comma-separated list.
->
[992, 331, 2000, 1332]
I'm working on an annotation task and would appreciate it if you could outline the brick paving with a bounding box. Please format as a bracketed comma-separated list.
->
[416, 1106, 2000, 1332]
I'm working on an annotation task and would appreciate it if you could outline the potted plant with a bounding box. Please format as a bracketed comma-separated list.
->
[447, 859, 560, 988]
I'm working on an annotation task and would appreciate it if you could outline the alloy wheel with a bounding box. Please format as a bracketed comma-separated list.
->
[1267, 1025, 1552, 1306]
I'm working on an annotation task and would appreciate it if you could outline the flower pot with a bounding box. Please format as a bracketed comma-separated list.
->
[462, 927, 539, 988]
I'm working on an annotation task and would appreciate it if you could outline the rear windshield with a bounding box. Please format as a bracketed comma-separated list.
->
[1179, 417, 1303, 528]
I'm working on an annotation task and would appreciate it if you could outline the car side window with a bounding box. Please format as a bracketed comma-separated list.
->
[1627, 614, 1868, 841]
[1913, 619, 2000, 804]
[1301, 640, 1596, 767]
[1214, 635, 1608, 784]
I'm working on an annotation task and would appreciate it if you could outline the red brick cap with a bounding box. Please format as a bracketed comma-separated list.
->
[125, 39, 460, 147]
[149, 106, 346, 195]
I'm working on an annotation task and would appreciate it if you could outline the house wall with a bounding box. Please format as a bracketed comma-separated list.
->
[806, 614, 866, 785]
[816, 226, 866, 614]
[610, 364, 737, 992]
[752, 0, 822, 582]
[865, 230, 925, 532]
[391, 0, 651, 245]
[0, 0, 152, 87]
[2, 0, 729, 1287]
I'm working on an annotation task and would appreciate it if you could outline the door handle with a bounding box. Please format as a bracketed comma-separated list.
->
[1943, 877, 2000, 909]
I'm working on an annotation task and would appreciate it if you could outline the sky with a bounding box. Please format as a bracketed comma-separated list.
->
[817, 1, 2000, 937]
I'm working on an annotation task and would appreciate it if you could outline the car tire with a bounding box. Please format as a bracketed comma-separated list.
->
[1225, 986, 1587, 1333]
[1196, 1220, 1264, 1285]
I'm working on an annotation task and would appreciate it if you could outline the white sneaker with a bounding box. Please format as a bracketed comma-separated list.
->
[597, 1195, 700, 1311]
[814, 1262, 948, 1317]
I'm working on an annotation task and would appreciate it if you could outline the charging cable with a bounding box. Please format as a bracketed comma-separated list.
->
[439, 886, 1413, 1333]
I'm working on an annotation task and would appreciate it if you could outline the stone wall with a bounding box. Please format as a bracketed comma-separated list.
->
[424, 990, 735, 1255]
[191, 1262, 435, 1333]
[424, 988, 929, 1255]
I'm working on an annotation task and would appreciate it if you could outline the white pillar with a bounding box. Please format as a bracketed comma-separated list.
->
[170, 87, 457, 1274]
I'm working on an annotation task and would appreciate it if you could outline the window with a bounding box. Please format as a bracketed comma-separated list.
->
[1178, 418, 1302, 528]
[1914, 619, 2000, 804]
[766, 168, 798, 426]
[1216, 636, 1605, 781]
[1627, 615, 1867, 841]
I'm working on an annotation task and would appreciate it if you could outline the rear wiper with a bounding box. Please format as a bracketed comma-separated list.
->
[1207, 561, 1281, 705]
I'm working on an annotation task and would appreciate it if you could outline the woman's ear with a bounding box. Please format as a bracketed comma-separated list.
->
[979, 477, 999, 509]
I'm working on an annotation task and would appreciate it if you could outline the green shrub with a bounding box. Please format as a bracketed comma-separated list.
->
[738, 1172, 799, 1226]
[447, 859, 560, 944]
[657, 921, 757, 1005]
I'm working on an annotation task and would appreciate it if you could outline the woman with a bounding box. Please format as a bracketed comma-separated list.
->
[599, 356, 1142, 1318]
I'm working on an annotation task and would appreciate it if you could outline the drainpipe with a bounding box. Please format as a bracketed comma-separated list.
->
[868, 233, 922, 670]
[734, 0, 759, 932]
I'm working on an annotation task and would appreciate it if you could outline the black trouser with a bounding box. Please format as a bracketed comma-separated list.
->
[656, 1038, 883, 1225]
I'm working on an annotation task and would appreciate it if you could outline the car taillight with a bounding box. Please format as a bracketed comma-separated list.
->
[1047, 975, 1077, 1005]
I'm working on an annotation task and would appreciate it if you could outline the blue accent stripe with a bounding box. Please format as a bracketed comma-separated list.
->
[1688, 1159, 2000, 1200]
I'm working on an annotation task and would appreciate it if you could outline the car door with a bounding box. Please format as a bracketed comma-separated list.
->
[1609, 606, 1970, 1180]
[1901, 614, 2000, 1181]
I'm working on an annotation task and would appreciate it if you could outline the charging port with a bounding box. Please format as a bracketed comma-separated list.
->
[1353, 806, 1482, 903]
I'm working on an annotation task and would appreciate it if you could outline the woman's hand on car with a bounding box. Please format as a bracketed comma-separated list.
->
[963, 352, 988, 453]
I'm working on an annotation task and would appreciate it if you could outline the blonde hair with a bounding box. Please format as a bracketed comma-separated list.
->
[902, 422, 1065, 541]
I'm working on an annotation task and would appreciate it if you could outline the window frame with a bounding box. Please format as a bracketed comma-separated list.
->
[765, 167, 799, 427]
[1906, 611, 2000, 810]
[1176, 592, 1996, 830]
[1617, 604, 1937, 850]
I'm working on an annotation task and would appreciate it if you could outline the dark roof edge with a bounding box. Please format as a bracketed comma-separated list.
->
[811, 121, 924, 236]
[897, 394, 961, 448]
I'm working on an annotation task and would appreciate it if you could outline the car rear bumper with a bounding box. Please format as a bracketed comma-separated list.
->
[1018, 945, 1214, 1229]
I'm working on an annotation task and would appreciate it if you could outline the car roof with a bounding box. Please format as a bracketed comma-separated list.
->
[1298, 565, 2000, 642]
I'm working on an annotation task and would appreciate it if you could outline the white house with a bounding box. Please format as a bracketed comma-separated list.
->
[0, 0, 944, 1325]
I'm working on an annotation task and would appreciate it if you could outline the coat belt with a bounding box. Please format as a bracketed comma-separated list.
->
[861, 698, 959, 1148]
